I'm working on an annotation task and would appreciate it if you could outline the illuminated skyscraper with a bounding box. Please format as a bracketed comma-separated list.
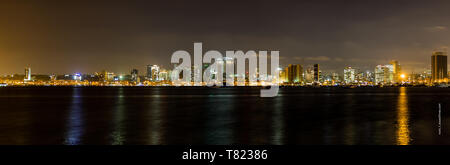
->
[146, 65, 152, 80]
[332, 73, 340, 83]
[147, 65, 160, 81]
[158, 69, 170, 81]
[375, 64, 394, 84]
[279, 68, 287, 83]
[390, 60, 401, 83]
[285, 64, 303, 84]
[344, 67, 356, 84]
[313, 64, 320, 83]
[151, 65, 160, 81]
[304, 67, 314, 83]
[24, 67, 31, 82]
[431, 51, 448, 83]
[131, 69, 139, 82]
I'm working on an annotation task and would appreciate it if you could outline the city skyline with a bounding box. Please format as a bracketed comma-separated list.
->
[1, 50, 447, 87]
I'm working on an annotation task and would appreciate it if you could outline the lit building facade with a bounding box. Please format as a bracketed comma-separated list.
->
[344, 67, 356, 84]
[431, 51, 448, 83]
[24, 67, 31, 82]
[158, 69, 170, 81]
[147, 65, 160, 81]
[285, 64, 303, 84]
[313, 64, 320, 83]
[375, 64, 394, 84]
[332, 73, 340, 83]
[390, 60, 401, 83]
[131, 69, 139, 83]
[304, 67, 314, 83]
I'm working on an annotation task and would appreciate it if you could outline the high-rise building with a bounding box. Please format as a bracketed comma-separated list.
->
[356, 72, 365, 83]
[24, 67, 31, 81]
[279, 68, 286, 83]
[313, 64, 320, 83]
[131, 69, 139, 82]
[146, 65, 152, 80]
[152, 65, 160, 81]
[321, 72, 333, 84]
[332, 73, 340, 83]
[374, 65, 384, 84]
[375, 65, 394, 84]
[431, 51, 448, 83]
[285, 64, 303, 84]
[158, 69, 170, 81]
[365, 71, 375, 83]
[304, 66, 314, 83]
[390, 60, 401, 83]
[344, 67, 356, 84]
[147, 65, 160, 81]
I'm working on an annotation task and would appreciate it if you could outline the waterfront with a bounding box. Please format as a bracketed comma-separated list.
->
[0, 87, 448, 145]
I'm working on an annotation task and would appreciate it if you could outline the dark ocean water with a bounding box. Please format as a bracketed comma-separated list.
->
[0, 87, 448, 145]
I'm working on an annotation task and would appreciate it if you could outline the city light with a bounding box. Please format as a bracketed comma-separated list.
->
[0, 52, 447, 87]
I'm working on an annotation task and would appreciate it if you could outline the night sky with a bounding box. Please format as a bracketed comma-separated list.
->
[1, 0, 450, 75]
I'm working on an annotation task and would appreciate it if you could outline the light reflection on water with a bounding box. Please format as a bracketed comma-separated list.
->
[148, 88, 163, 145]
[111, 87, 126, 145]
[271, 96, 284, 145]
[64, 87, 84, 145]
[343, 94, 356, 145]
[202, 94, 234, 144]
[396, 87, 410, 145]
[1, 87, 448, 145]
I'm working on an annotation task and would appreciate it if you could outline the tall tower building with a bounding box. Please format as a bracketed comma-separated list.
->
[131, 69, 139, 83]
[390, 60, 401, 83]
[375, 64, 394, 84]
[344, 67, 356, 84]
[146, 65, 160, 81]
[431, 51, 448, 83]
[285, 64, 303, 84]
[151, 65, 160, 81]
[24, 67, 31, 81]
[146, 65, 153, 80]
[304, 67, 314, 83]
[313, 64, 320, 83]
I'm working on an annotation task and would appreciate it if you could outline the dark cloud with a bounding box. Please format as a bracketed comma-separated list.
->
[0, 0, 449, 74]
